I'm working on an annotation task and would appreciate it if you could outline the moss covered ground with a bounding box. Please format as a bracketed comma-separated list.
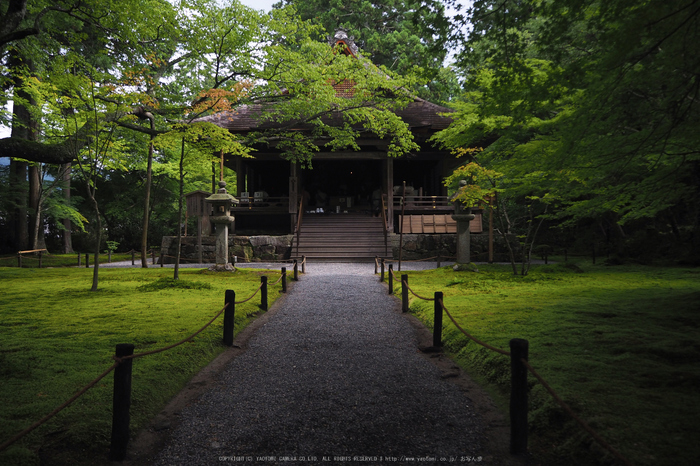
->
[0, 266, 284, 465]
[401, 261, 700, 466]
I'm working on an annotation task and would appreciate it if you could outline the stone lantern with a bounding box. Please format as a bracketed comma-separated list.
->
[450, 180, 476, 267]
[205, 181, 238, 271]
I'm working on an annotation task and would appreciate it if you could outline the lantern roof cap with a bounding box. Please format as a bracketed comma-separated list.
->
[205, 181, 238, 204]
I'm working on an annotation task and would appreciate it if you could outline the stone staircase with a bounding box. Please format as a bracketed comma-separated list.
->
[293, 213, 389, 262]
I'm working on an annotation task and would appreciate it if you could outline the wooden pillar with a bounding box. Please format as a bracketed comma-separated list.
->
[438, 159, 448, 196]
[202, 197, 212, 236]
[236, 156, 244, 197]
[248, 167, 255, 193]
[385, 157, 394, 232]
[109, 343, 134, 461]
[219, 149, 224, 182]
[289, 162, 298, 233]
[510, 338, 529, 455]
[290, 161, 298, 213]
[197, 213, 203, 264]
[223, 290, 235, 346]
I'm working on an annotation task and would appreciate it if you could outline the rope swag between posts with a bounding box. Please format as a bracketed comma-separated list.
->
[0, 265, 298, 461]
[381, 267, 634, 466]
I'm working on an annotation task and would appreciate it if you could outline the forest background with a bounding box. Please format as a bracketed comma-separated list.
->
[1, 0, 698, 270]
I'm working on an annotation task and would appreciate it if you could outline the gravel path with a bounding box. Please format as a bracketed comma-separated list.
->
[142, 262, 497, 466]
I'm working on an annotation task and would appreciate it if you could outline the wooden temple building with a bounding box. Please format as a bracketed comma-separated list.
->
[190, 30, 481, 261]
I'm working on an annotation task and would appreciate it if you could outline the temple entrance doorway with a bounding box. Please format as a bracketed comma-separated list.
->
[300, 159, 382, 213]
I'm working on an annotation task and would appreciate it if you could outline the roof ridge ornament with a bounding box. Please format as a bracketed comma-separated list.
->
[329, 28, 359, 57]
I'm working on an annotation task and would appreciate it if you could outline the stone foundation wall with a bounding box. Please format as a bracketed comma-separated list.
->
[160, 235, 293, 264]
[391, 233, 509, 262]
[161, 233, 508, 263]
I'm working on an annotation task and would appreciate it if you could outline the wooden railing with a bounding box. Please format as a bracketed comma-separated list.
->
[393, 195, 451, 210]
[381, 194, 389, 256]
[234, 196, 290, 211]
[294, 196, 304, 257]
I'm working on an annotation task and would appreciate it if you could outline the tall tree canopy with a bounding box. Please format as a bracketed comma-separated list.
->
[437, 0, 700, 238]
[273, 0, 458, 103]
[274, 0, 449, 73]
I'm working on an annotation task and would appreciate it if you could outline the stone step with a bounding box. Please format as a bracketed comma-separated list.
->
[294, 214, 389, 261]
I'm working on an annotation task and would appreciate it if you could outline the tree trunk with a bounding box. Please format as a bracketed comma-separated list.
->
[62, 163, 74, 253]
[89, 189, 101, 292]
[141, 124, 155, 268]
[9, 52, 42, 252]
[28, 164, 41, 249]
[9, 159, 28, 251]
[31, 197, 42, 250]
[495, 195, 518, 274]
[522, 206, 547, 276]
[174, 138, 185, 280]
[10, 66, 35, 251]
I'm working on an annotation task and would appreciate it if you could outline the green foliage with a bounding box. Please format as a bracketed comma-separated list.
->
[154, 122, 248, 157]
[251, 36, 422, 165]
[0, 0, 181, 121]
[104, 241, 119, 253]
[444, 159, 502, 208]
[441, 0, 700, 232]
[273, 0, 456, 102]
[274, 0, 450, 74]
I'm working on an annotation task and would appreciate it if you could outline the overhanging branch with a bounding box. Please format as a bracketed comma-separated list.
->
[0, 137, 74, 164]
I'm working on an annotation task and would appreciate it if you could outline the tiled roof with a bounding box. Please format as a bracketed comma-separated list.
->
[333, 79, 356, 97]
[196, 97, 453, 133]
[195, 29, 453, 134]
[396, 97, 454, 130]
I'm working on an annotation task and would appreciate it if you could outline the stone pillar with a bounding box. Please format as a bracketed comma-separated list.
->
[450, 180, 477, 269]
[213, 221, 230, 267]
[205, 181, 238, 272]
[453, 210, 475, 264]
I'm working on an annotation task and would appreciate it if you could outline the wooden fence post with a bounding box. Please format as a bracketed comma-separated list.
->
[85, 253, 89, 268]
[108, 250, 112, 263]
[301, 256, 306, 274]
[77, 252, 81, 267]
[109, 343, 135, 461]
[380, 258, 385, 282]
[261, 276, 268, 311]
[401, 274, 409, 313]
[223, 290, 235, 346]
[433, 291, 443, 347]
[151, 249, 156, 265]
[281, 267, 287, 293]
[293, 260, 299, 281]
[388, 264, 394, 295]
[131, 250, 135, 265]
[509, 338, 529, 456]
[375, 256, 378, 275]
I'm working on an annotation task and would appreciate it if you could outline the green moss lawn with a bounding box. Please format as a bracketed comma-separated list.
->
[401, 261, 700, 466]
[0, 266, 284, 465]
